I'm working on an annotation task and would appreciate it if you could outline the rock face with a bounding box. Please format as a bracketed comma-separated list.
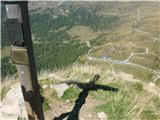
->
[52, 83, 69, 97]
[1, 83, 27, 119]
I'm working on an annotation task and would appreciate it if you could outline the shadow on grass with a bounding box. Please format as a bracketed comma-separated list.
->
[53, 74, 119, 120]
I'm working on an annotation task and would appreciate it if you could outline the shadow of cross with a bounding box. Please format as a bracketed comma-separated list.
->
[53, 74, 119, 120]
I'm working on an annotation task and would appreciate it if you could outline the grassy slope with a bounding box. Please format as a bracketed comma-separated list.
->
[67, 25, 100, 42]
[39, 63, 160, 120]
[87, 2, 160, 82]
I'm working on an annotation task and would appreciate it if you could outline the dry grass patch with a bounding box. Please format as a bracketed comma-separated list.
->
[67, 26, 100, 42]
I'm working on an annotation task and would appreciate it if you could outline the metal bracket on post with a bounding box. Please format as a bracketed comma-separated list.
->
[4, 1, 45, 120]
[6, 18, 24, 46]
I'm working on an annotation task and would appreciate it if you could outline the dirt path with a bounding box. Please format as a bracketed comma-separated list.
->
[45, 97, 104, 120]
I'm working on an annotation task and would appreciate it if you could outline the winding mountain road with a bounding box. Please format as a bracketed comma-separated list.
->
[86, 45, 160, 82]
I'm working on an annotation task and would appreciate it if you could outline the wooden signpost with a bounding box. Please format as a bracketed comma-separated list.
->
[4, 1, 45, 120]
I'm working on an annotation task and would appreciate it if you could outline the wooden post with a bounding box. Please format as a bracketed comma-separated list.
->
[4, 1, 45, 120]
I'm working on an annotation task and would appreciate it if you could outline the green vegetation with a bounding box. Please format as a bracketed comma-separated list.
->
[29, 6, 119, 38]
[67, 26, 100, 42]
[1, 2, 160, 81]
[155, 78, 160, 86]
[40, 87, 58, 111]
[1, 56, 17, 78]
[42, 98, 51, 111]
[94, 91, 134, 120]
[30, 11, 90, 71]
[90, 82, 121, 100]
[92, 83, 159, 120]
[153, 97, 160, 111]
[131, 82, 143, 92]
[1, 79, 17, 99]
[39, 78, 55, 86]
[140, 109, 160, 120]
[94, 92, 160, 120]
[129, 53, 160, 71]
[1, 85, 10, 99]
[113, 64, 154, 82]
[90, 33, 108, 46]
[62, 86, 81, 102]
[40, 76, 159, 118]
[29, 5, 118, 72]
[33, 36, 89, 71]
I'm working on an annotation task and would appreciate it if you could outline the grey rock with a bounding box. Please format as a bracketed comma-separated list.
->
[53, 83, 69, 97]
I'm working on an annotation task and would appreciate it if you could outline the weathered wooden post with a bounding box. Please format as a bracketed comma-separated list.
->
[4, 1, 45, 120]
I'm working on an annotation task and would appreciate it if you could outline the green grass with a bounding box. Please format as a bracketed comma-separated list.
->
[1, 80, 18, 100]
[61, 86, 81, 102]
[1, 86, 10, 100]
[140, 109, 160, 120]
[40, 87, 58, 111]
[93, 89, 160, 120]
[131, 82, 143, 92]
[89, 80, 160, 120]
[67, 25, 100, 42]
[94, 91, 136, 120]
[90, 82, 121, 100]
[142, 108, 159, 120]
[42, 98, 51, 111]
[113, 64, 154, 82]
[130, 53, 160, 70]
[39, 78, 55, 86]
[155, 78, 160, 86]
[122, 81, 144, 92]
[1, 56, 17, 79]
[153, 97, 160, 111]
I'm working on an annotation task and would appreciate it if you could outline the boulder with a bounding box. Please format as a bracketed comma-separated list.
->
[52, 83, 69, 97]
[2, 83, 27, 119]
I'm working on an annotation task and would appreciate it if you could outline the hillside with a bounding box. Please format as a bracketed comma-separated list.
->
[1, 1, 160, 120]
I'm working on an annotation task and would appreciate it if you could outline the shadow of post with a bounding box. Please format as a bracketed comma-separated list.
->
[53, 74, 119, 120]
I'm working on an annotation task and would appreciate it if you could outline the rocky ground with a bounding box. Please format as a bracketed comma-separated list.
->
[1, 82, 107, 120]
[1, 68, 160, 120]
[1, 83, 27, 120]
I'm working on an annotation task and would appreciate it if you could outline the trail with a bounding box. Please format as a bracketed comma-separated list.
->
[124, 47, 148, 62]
